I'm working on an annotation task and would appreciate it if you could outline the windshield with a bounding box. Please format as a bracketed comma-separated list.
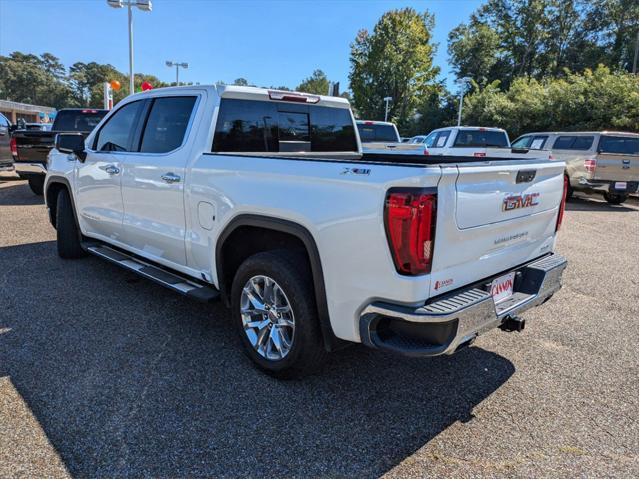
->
[454, 129, 509, 148]
[53, 110, 107, 132]
[599, 136, 639, 155]
[357, 123, 399, 143]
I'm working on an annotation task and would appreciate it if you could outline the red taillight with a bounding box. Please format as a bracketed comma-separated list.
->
[556, 175, 568, 232]
[584, 159, 596, 177]
[423, 149, 430, 156]
[364, 121, 375, 125]
[384, 189, 436, 275]
[9, 137, 17, 157]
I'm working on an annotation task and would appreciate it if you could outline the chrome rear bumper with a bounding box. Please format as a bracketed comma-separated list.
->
[359, 253, 567, 357]
[15, 163, 47, 175]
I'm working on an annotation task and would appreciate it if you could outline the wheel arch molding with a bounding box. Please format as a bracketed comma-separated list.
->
[44, 176, 78, 230]
[215, 214, 345, 352]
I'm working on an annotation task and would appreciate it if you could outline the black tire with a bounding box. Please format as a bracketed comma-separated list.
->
[565, 176, 574, 200]
[231, 250, 327, 379]
[28, 176, 44, 195]
[56, 188, 87, 259]
[603, 192, 628, 205]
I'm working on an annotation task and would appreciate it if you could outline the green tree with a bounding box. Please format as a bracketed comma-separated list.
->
[448, 18, 504, 86]
[349, 8, 439, 129]
[462, 66, 639, 137]
[584, 0, 639, 71]
[69, 62, 122, 107]
[0, 52, 74, 107]
[296, 69, 330, 95]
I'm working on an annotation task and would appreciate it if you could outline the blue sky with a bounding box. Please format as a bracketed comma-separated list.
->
[0, 0, 482, 91]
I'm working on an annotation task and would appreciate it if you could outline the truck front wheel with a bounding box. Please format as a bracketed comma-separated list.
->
[28, 176, 44, 196]
[231, 250, 326, 379]
[604, 192, 628, 205]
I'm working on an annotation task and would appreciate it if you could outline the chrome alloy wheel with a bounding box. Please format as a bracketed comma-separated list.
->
[240, 275, 295, 361]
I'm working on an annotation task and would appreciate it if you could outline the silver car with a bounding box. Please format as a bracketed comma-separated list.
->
[512, 131, 639, 205]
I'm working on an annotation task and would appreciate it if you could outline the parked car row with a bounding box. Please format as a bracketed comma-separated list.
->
[358, 121, 639, 205]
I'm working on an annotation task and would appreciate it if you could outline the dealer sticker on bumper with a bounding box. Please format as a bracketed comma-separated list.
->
[490, 272, 515, 304]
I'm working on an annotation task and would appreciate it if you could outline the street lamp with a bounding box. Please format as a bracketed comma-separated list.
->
[383, 96, 392, 122]
[166, 61, 189, 86]
[107, 0, 153, 96]
[456, 76, 472, 126]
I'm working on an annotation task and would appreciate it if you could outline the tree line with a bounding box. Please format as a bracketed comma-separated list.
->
[1, 0, 638, 136]
[349, 0, 639, 136]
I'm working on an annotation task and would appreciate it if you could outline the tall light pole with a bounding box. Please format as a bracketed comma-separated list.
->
[166, 61, 189, 86]
[456, 77, 472, 126]
[383, 96, 392, 122]
[107, 0, 153, 96]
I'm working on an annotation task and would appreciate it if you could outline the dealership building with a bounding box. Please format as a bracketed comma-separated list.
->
[0, 99, 56, 124]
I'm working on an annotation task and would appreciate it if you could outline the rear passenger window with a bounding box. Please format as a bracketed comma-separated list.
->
[553, 136, 575, 149]
[140, 96, 196, 153]
[94, 100, 144, 152]
[553, 136, 593, 150]
[213, 98, 357, 153]
[572, 136, 594, 150]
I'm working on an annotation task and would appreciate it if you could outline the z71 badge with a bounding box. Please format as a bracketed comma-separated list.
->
[502, 192, 540, 211]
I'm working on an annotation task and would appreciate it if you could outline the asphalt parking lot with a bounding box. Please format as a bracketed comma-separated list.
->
[0, 175, 638, 478]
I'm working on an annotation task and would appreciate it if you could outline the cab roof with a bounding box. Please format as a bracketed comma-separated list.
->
[126, 84, 352, 109]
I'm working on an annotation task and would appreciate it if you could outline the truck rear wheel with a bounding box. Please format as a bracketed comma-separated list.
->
[604, 192, 628, 205]
[56, 189, 87, 259]
[231, 250, 326, 379]
[28, 176, 44, 196]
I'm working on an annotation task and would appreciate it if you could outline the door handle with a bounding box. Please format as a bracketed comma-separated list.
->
[161, 172, 181, 183]
[100, 164, 120, 175]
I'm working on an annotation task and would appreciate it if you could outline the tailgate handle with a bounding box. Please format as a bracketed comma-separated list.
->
[516, 169, 536, 183]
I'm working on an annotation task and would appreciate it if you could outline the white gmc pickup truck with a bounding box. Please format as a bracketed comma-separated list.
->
[45, 85, 568, 378]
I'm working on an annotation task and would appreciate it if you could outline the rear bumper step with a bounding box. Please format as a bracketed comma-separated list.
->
[359, 253, 567, 357]
[14, 162, 47, 176]
[85, 243, 220, 302]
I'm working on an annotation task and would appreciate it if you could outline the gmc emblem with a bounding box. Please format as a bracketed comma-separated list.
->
[503, 193, 540, 211]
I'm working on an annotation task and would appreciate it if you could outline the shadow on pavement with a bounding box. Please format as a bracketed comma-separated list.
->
[0, 241, 515, 478]
[0, 180, 44, 206]
[565, 195, 637, 213]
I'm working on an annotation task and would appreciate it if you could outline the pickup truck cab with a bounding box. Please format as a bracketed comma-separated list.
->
[46, 85, 568, 378]
[12, 108, 107, 195]
[419, 126, 551, 160]
[512, 131, 639, 204]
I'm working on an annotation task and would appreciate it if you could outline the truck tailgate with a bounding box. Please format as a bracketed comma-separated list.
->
[593, 153, 639, 182]
[14, 133, 54, 162]
[430, 159, 565, 297]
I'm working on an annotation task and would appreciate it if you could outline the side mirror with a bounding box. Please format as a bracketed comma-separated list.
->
[55, 133, 87, 161]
